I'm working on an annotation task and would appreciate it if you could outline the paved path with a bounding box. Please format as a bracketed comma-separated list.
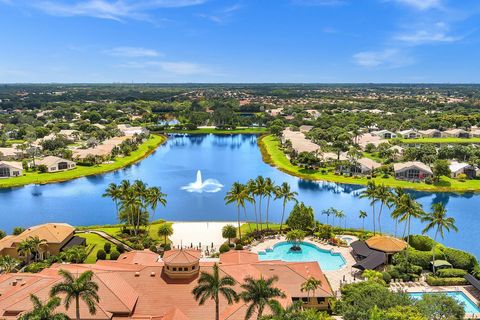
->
[78, 230, 133, 251]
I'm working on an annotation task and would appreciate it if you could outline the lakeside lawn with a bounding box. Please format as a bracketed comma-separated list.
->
[401, 137, 480, 144]
[78, 220, 172, 245]
[259, 134, 480, 192]
[0, 134, 166, 188]
[76, 232, 116, 264]
[165, 127, 266, 134]
[240, 223, 282, 235]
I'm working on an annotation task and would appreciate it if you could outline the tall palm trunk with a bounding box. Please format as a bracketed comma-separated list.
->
[259, 197, 263, 231]
[76, 296, 80, 320]
[279, 202, 286, 234]
[378, 203, 384, 234]
[237, 206, 242, 240]
[266, 196, 271, 230]
[372, 204, 376, 235]
[215, 297, 219, 320]
[432, 228, 439, 274]
[243, 207, 252, 233]
[253, 201, 259, 233]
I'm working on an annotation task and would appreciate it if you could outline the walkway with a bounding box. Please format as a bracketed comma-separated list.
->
[78, 230, 133, 251]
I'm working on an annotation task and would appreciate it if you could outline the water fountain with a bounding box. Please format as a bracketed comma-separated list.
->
[181, 170, 223, 193]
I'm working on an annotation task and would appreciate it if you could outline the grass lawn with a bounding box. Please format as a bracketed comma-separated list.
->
[79, 220, 172, 245]
[259, 134, 480, 192]
[363, 152, 384, 163]
[76, 232, 116, 264]
[0, 134, 166, 188]
[240, 223, 283, 235]
[401, 137, 480, 144]
[165, 127, 266, 134]
[5, 139, 24, 146]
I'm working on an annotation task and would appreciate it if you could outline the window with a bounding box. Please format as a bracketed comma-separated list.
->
[183, 267, 188, 271]
[192, 265, 196, 270]
[0, 167, 10, 177]
[173, 267, 177, 271]
[58, 162, 68, 170]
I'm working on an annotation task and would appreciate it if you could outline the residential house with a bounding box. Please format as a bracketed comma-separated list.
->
[73, 136, 130, 160]
[449, 161, 477, 179]
[398, 129, 420, 139]
[341, 157, 381, 175]
[0, 147, 23, 161]
[443, 129, 470, 138]
[388, 145, 404, 159]
[393, 161, 433, 180]
[0, 223, 82, 260]
[36, 156, 76, 172]
[282, 128, 320, 153]
[470, 129, 480, 138]
[299, 125, 314, 133]
[418, 129, 442, 138]
[372, 130, 397, 139]
[0, 249, 334, 319]
[0, 161, 23, 178]
[117, 124, 149, 137]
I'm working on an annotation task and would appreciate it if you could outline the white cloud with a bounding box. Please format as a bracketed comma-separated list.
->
[353, 49, 413, 68]
[104, 46, 162, 57]
[395, 30, 459, 44]
[118, 60, 213, 76]
[30, 0, 206, 21]
[391, 0, 442, 10]
[197, 3, 242, 24]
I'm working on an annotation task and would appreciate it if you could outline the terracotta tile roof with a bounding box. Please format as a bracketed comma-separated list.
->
[366, 235, 408, 253]
[162, 249, 201, 265]
[219, 250, 258, 265]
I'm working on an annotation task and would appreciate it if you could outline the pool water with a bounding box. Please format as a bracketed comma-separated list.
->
[408, 291, 480, 315]
[258, 241, 346, 271]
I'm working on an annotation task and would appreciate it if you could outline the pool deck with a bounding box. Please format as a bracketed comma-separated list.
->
[249, 236, 359, 294]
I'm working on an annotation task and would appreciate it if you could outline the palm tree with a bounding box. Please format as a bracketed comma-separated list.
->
[146, 186, 167, 228]
[19, 294, 70, 320]
[391, 187, 406, 237]
[391, 194, 424, 261]
[300, 277, 322, 301]
[50, 270, 99, 320]
[0, 255, 20, 273]
[254, 176, 266, 230]
[360, 181, 378, 235]
[375, 184, 393, 234]
[274, 182, 298, 234]
[17, 239, 34, 264]
[359, 210, 368, 232]
[263, 178, 275, 231]
[321, 207, 335, 225]
[192, 263, 238, 320]
[103, 182, 121, 216]
[225, 182, 248, 240]
[28, 236, 47, 262]
[132, 180, 149, 235]
[240, 276, 286, 320]
[335, 210, 346, 228]
[247, 179, 259, 232]
[157, 223, 173, 245]
[422, 203, 458, 273]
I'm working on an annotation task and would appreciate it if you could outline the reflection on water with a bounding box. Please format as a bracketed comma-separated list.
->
[0, 134, 479, 257]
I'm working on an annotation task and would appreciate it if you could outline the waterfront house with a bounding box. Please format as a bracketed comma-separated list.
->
[443, 128, 470, 138]
[393, 161, 433, 180]
[0, 249, 334, 319]
[372, 130, 397, 139]
[282, 128, 320, 153]
[449, 161, 477, 179]
[117, 124, 149, 137]
[73, 136, 130, 160]
[418, 129, 442, 138]
[0, 147, 24, 161]
[36, 156, 76, 172]
[0, 161, 22, 178]
[341, 157, 381, 175]
[0, 223, 82, 260]
[398, 129, 420, 139]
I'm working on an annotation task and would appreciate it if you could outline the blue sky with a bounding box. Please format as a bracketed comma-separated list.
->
[0, 0, 479, 83]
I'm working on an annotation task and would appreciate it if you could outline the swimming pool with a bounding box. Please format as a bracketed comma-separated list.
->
[257, 241, 346, 271]
[408, 291, 480, 315]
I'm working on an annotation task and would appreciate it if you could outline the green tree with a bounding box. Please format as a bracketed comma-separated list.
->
[286, 202, 315, 231]
[240, 275, 286, 320]
[359, 210, 368, 231]
[192, 263, 238, 320]
[375, 184, 393, 234]
[146, 186, 167, 226]
[103, 182, 121, 217]
[263, 178, 275, 230]
[286, 229, 306, 248]
[274, 182, 298, 234]
[432, 160, 451, 182]
[421, 203, 458, 274]
[225, 182, 249, 240]
[360, 181, 379, 235]
[17, 239, 34, 264]
[18, 294, 70, 320]
[222, 224, 237, 245]
[50, 270, 99, 320]
[157, 223, 173, 245]
[0, 255, 20, 273]
[60, 246, 87, 264]
[300, 277, 322, 300]
[414, 293, 465, 320]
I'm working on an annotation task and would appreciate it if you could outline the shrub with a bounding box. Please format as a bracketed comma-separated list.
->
[104, 243, 111, 254]
[219, 243, 230, 253]
[163, 243, 171, 251]
[149, 245, 158, 253]
[12, 227, 26, 236]
[426, 276, 467, 286]
[235, 244, 243, 250]
[96, 249, 107, 260]
[442, 247, 477, 271]
[457, 173, 467, 181]
[286, 202, 315, 231]
[132, 243, 143, 250]
[382, 271, 392, 284]
[109, 251, 120, 260]
[24, 261, 51, 273]
[397, 248, 433, 270]
[424, 177, 433, 184]
[436, 268, 467, 278]
[315, 224, 333, 240]
[116, 243, 125, 253]
[37, 164, 48, 173]
[0, 230, 6, 240]
[408, 235, 435, 251]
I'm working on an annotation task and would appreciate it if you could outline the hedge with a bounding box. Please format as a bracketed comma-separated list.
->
[426, 276, 467, 286]
[436, 268, 467, 278]
[407, 235, 435, 251]
[442, 247, 477, 271]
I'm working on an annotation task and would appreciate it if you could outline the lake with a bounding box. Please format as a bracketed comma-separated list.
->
[0, 134, 479, 257]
